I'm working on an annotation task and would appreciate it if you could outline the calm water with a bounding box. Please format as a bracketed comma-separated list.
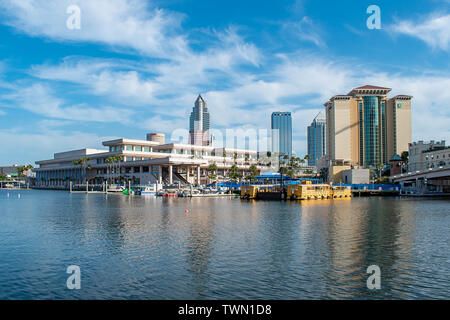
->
[0, 189, 449, 300]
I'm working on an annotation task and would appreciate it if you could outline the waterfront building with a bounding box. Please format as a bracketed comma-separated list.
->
[0, 165, 20, 177]
[189, 95, 212, 146]
[389, 154, 404, 176]
[307, 112, 326, 167]
[271, 112, 292, 157]
[341, 168, 370, 184]
[408, 140, 449, 172]
[34, 134, 265, 189]
[324, 85, 412, 168]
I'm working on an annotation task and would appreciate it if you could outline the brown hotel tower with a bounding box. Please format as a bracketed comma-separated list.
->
[324, 85, 412, 167]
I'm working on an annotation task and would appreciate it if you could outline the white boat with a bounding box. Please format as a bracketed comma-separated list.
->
[137, 184, 158, 196]
[107, 185, 125, 193]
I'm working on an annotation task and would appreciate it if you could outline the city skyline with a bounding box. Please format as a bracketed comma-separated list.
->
[0, 0, 449, 165]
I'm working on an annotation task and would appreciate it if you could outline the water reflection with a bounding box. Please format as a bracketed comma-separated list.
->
[0, 190, 449, 299]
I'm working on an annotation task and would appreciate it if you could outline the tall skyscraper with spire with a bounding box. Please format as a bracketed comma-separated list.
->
[189, 95, 212, 146]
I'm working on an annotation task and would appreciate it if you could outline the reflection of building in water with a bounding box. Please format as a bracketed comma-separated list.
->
[185, 203, 216, 295]
[299, 199, 366, 298]
[300, 198, 416, 298]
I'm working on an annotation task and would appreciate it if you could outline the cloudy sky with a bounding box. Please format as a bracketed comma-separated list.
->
[0, 0, 449, 165]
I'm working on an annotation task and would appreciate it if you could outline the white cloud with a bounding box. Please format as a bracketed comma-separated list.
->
[3, 83, 133, 123]
[391, 13, 450, 51]
[0, 127, 113, 165]
[282, 17, 326, 48]
[25, 54, 450, 153]
[0, 1, 449, 158]
[0, 0, 188, 59]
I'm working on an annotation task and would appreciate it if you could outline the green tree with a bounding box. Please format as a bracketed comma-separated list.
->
[229, 164, 242, 182]
[376, 163, 384, 179]
[279, 155, 302, 178]
[72, 157, 89, 183]
[18, 164, 34, 177]
[401, 151, 409, 162]
[207, 162, 218, 181]
[247, 164, 259, 181]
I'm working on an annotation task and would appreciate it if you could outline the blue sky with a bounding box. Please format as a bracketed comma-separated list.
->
[0, 0, 449, 165]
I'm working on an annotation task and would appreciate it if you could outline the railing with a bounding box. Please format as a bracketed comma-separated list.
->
[0, 180, 29, 189]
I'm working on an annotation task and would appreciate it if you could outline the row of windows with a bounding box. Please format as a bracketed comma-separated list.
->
[425, 154, 450, 160]
[110, 145, 152, 152]
[110, 145, 256, 159]
[427, 161, 448, 168]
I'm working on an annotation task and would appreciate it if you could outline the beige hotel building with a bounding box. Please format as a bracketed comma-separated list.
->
[324, 85, 412, 168]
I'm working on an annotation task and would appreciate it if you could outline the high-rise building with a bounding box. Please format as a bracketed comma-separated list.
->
[271, 112, 292, 157]
[307, 112, 326, 167]
[324, 85, 412, 167]
[189, 95, 212, 146]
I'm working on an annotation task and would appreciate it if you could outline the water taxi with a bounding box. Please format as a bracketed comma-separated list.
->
[241, 184, 280, 199]
[331, 185, 352, 198]
[287, 182, 332, 200]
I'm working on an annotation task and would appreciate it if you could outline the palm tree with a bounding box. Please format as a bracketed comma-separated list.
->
[229, 164, 242, 182]
[247, 164, 259, 181]
[207, 162, 218, 182]
[106, 155, 123, 184]
[105, 156, 114, 183]
[72, 157, 89, 183]
[304, 154, 310, 163]
[18, 164, 34, 177]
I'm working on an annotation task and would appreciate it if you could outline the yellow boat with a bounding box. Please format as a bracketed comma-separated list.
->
[242, 181, 352, 200]
[240, 184, 280, 199]
[330, 185, 352, 198]
[287, 181, 332, 200]
[287, 181, 351, 200]
[241, 185, 259, 199]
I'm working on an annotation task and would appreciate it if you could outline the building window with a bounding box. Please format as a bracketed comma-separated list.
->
[143, 146, 150, 152]
[135, 146, 142, 152]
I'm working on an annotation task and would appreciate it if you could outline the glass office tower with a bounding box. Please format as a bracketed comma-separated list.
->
[307, 112, 326, 167]
[271, 112, 292, 157]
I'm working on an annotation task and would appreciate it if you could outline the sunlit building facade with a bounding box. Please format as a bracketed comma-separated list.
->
[324, 85, 412, 167]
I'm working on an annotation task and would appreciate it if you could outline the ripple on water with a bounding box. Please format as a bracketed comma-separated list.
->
[0, 191, 449, 299]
